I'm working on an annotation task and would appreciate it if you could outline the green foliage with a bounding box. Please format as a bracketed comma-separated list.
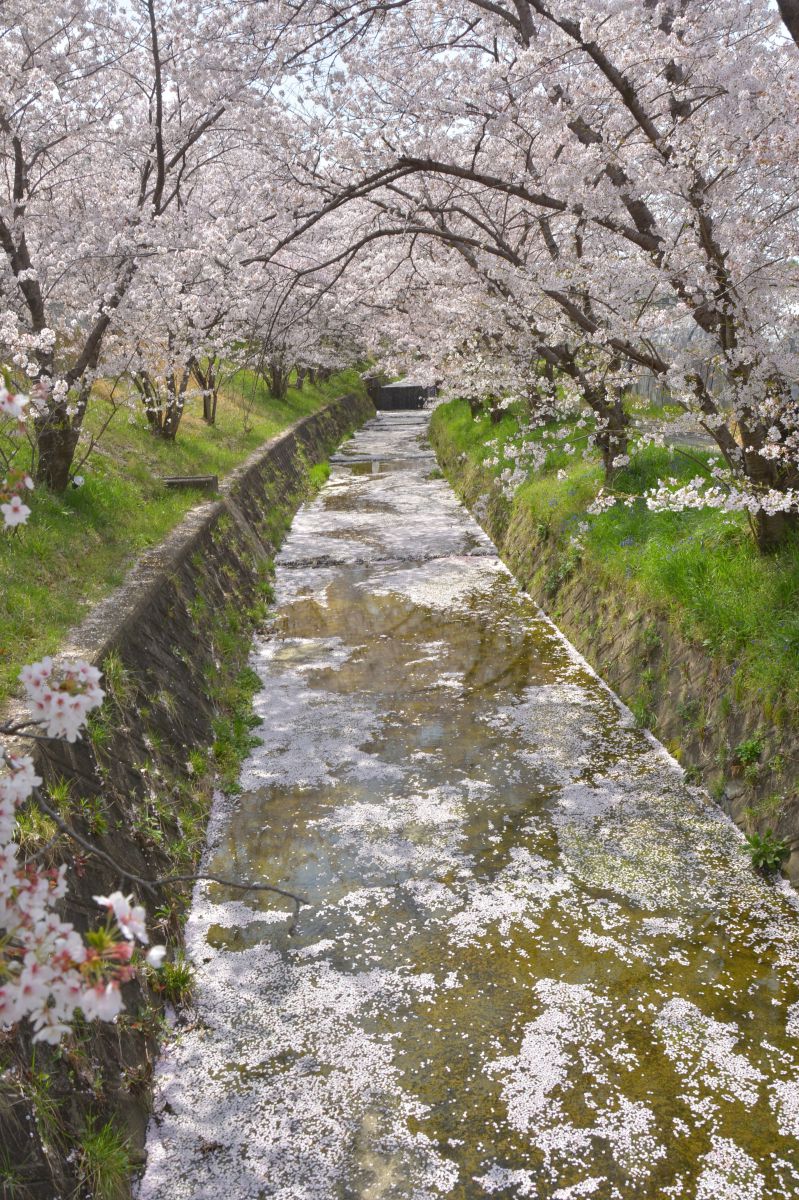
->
[27, 1064, 65, 1150]
[156, 954, 195, 1006]
[432, 397, 799, 709]
[743, 792, 787, 831]
[77, 1119, 130, 1200]
[0, 366, 364, 705]
[629, 696, 655, 730]
[187, 748, 207, 776]
[101, 650, 131, 707]
[677, 697, 701, 724]
[211, 665, 262, 792]
[86, 708, 113, 750]
[308, 461, 331, 490]
[0, 1149, 24, 1198]
[744, 829, 790, 874]
[14, 804, 61, 863]
[74, 795, 109, 836]
[734, 735, 765, 766]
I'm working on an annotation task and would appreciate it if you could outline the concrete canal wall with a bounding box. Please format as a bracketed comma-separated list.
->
[1, 390, 374, 1198]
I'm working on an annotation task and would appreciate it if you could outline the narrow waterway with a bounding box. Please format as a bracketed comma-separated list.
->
[140, 412, 799, 1200]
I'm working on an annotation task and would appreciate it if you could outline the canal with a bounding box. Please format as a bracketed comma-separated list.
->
[140, 412, 799, 1200]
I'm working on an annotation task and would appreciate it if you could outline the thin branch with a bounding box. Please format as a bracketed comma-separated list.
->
[32, 791, 308, 914]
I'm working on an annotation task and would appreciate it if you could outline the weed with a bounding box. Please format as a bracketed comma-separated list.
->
[120, 1060, 153, 1096]
[642, 624, 661, 652]
[629, 697, 654, 729]
[211, 665, 262, 792]
[744, 761, 761, 785]
[677, 698, 701, 723]
[77, 1119, 130, 1200]
[75, 795, 109, 837]
[744, 829, 790, 875]
[27, 1064, 65, 1151]
[86, 709, 113, 750]
[308, 461, 331, 489]
[743, 792, 788, 830]
[710, 778, 726, 802]
[0, 1150, 24, 1198]
[101, 651, 131, 707]
[187, 748, 207, 776]
[156, 954, 195, 1006]
[47, 777, 72, 814]
[735, 735, 765, 766]
[14, 804, 62, 863]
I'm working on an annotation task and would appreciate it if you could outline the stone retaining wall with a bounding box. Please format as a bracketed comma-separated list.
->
[1, 390, 374, 1199]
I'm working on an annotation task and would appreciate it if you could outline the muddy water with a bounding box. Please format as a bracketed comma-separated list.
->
[140, 413, 799, 1200]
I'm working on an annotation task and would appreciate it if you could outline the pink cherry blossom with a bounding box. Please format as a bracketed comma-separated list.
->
[93, 891, 149, 943]
[2, 658, 162, 1044]
[0, 494, 30, 527]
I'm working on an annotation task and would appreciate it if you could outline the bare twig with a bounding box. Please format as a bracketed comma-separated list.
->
[33, 791, 308, 915]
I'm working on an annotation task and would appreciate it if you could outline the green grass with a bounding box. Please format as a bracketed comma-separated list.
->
[211, 663, 263, 793]
[0, 367, 364, 705]
[76, 1119, 130, 1200]
[432, 397, 799, 709]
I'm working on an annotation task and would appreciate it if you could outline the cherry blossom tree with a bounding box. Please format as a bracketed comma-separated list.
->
[264, 0, 799, 549]
[0, 0, 285, 486]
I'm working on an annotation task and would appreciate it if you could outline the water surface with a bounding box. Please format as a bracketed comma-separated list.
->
[140, 413, 799, 1200]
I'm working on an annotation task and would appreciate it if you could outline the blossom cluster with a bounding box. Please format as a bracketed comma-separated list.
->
[0, 659, 164, 1043]
[644, 477, 799, 517]
[0, 382, 32, 529]
[19, 657, 106, 742]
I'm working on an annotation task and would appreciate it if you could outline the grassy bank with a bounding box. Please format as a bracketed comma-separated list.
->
[0, 368, 364, 704]
[431, 397, 799, 715]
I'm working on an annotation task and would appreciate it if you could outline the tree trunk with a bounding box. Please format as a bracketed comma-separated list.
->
[753, 508, 799, 552]
[579, 382, 630, 483]
[202, 387, 218, 425]
[32, 369, 85, 492]
[739, 425, 799, 552]
[192, 358, 219, 425]
[777, 0, 799, 49]
[267, 359, 289, 400]
[296, 366, 308, 390]
[594, 393, 630, 483]
[480, 393, 504, 423]
[135, 369, 187, 441]
[156, 369, 189, 441]
[34, 417, 80, 492]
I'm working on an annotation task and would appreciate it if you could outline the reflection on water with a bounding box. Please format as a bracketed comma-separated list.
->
[140, 414, 799, 1200]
